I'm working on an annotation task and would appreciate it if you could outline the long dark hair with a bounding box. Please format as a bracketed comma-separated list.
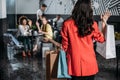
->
[72, 0, 94, 37]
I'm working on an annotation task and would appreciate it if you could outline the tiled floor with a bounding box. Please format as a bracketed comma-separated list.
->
[95, 53, 120, 80]
[0, 50, 120, 80]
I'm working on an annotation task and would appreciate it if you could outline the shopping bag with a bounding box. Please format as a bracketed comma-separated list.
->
[96, 21, 116, 59]
[57, 50, 71, 78]
[46, 50, 67, 80]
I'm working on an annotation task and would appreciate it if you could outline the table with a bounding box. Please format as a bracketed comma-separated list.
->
[18, 33, 43, 56]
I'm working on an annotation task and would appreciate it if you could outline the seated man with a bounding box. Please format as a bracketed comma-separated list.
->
[52, 15, 64, 41]
[53, 15, 64, 31]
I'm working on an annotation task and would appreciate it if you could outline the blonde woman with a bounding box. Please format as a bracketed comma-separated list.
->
[33, 16, 53, 51]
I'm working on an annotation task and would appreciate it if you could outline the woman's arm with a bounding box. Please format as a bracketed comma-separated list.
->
[101, 11, 111, 37]
[61, 22, 69, 52]
[93, 11, 110, 43]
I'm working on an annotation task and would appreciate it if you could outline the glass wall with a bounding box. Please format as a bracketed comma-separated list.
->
[6, 0, 16, 28]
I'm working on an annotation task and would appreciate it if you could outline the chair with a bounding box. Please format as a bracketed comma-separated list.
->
[41, 42, 53, 58]
[3, 33, 23, 48]
[3, 33, 24, 60]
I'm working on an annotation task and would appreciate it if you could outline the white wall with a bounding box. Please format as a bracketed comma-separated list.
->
[0, 0, 6, 18]
[5, 0, 120, 15]
[16, 0, 39, 14]
[44, 0, 120, 15]
[44, 0, 74, 14]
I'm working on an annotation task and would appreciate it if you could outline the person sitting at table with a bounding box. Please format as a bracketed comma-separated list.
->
[33, 16, 53, 52]
[18, 16, 31, 57]
[53, 14, 64, 30]
[28, 19, 33, 29]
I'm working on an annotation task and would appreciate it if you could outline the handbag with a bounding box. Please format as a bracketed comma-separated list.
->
[57, 49, 71, 78]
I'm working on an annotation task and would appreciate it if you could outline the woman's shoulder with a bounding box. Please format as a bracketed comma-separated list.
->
[93, 21, 97, 25]
[18, 25, 29, 28]
[18, 25, 23, 28]
[63, 18, 74, 25]
[45, 24, 52, 29]
[46, 23, 50, 25]
[46, 23, 52, 27]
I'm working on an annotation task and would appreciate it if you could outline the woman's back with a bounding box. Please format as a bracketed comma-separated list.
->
[61, 18, 105, 76]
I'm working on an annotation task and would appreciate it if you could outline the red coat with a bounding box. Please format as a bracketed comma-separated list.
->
[61, 19, 105, 76]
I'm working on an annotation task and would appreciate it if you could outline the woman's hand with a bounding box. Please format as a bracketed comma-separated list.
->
[28, 19, 32, 27]
[38, 29, 42, 33]
[101, 11, 111, 24]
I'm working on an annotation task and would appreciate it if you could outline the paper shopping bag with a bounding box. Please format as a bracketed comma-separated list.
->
[57, 50, 71, 78]
[96, 22, 116, 59]
[46, 50, 67, 80]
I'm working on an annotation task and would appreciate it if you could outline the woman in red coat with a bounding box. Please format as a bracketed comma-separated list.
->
[61, 0, 110, 80]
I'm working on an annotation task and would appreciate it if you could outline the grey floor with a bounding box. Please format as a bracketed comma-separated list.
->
[95, 53, 120, 80]
[0, 48, 120, 80]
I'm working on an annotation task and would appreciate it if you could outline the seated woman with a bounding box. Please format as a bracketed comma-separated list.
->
[33, 16, 53, 51]
[28, 19, 33, 29]
[18, 16, 31, 57]
[28, 19, 36, 30]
